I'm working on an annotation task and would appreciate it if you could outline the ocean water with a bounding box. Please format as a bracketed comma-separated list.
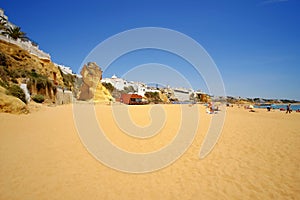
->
[254, 104, 300, 111]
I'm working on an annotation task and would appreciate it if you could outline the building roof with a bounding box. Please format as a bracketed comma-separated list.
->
[121, 94, 142, 98]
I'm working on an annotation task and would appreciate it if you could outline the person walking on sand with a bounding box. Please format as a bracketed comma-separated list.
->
[286, 104, 292, 114]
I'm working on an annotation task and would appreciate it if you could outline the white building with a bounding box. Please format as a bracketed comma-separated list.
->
[102, 75, 129, 91]
[101, 75, 160, 96]
[137, 85, 160, 97]
[56, 64, 74, 75]
[102, 75, 142, 92]
[101, 75, 198, 101]
[173, 88, 194, 101]
[0, 8, 51, 60]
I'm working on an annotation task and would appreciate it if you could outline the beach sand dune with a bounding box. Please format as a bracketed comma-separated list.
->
[0, 104, 299, 199]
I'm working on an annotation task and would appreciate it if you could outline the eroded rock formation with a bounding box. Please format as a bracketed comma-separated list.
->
[78, 62, 113, 102]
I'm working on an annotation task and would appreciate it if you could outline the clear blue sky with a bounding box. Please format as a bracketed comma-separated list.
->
[1, 0, 300, 100]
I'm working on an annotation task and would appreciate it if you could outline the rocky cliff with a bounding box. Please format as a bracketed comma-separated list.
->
[0, 39, 76, 113]
[0, 40, 64, 86]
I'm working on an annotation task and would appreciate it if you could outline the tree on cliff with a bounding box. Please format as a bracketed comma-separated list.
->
[3, 26, 27, 40]
[0, 16, 7, 34]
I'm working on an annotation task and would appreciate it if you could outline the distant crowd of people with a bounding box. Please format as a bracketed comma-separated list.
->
[206, 102, 299, 114]
[206, 102, 220, 114]
[266, 104, 299, 113]
[266, 104, 300, 113]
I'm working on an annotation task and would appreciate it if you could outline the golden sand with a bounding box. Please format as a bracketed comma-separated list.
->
[0, 104, 299, 199]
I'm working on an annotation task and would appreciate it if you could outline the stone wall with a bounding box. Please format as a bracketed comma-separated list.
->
[0, 35, 51, 60]
[173, 89, 190, 101]
[56, 88, 73, 105]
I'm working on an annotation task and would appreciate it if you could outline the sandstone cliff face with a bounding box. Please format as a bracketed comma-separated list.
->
[0, 39, 77, 108]
[78, 62, 113, 102]
[0, 40, 64, 86]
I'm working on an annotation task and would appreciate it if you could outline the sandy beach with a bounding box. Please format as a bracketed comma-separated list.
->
[0, 104, 299, 199]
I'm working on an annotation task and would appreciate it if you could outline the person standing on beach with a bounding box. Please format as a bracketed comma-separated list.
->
[286, 104, 292, 114]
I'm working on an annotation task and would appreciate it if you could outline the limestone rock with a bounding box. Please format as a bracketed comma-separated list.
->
[93, 83, 113, 102]
[78, 62, 113, 102]
[0, 86, 28, 114]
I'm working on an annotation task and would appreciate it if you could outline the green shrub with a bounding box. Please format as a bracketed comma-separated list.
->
[7, 84, 26, 103]
[36, 77, 47, 91]
[144, 92, 162, 103]
[123, 86, 136, 93]
[28, 71, 51, 92]
[32, 94, 45, 103]
[0, 52, 7, 66]
[9, 70, 21, 78]
[0, 66, 8, 82]
[145, 92, 160, 99]
[0, 79, 8, 88]
[11, 78, 18, 84]
[30, 69, 38, 78]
